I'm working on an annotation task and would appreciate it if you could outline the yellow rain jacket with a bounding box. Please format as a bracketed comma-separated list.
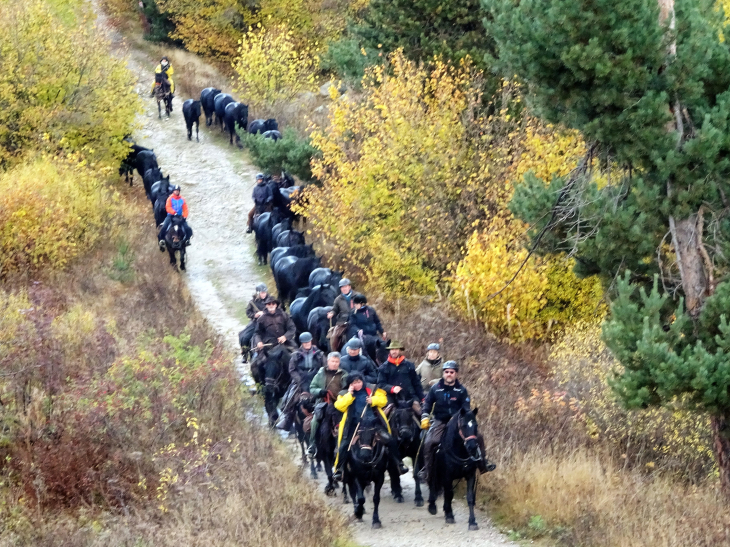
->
[152, 63, 175, 94]
[334, 387, 390, 467]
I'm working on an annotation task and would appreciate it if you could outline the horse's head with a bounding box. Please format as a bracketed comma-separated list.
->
[457, 407, 481, 461]
[391, 397, 417, 443]
[169, 217, 185, 249]
[354, 408, 382, 464]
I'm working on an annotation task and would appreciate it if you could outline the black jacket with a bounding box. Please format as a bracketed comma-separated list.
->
[252, 182, 273, 206]
[377, 358, 424, 401]
[339, 353, 378, 385]
[288, 347, 326, 387]
[422, 379, 471, 422]
[346, 305, 383, 339]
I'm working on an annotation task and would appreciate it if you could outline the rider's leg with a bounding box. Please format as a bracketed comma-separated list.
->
[246, 206, 256, 233]
[332, 423, 354, 481]
[476, 433, 496, 473]
[183, 219, 192, 245]
[158, 214, 172, 246]
[417, 420, 445, 481]
[307, 415, 319, 451]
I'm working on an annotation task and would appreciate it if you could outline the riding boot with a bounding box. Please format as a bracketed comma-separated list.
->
[418, 442, 434, 481]
[332, 442, 348, 481]
[477, 435, 496, 473]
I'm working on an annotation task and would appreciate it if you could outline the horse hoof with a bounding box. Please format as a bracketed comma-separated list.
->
[394, 494, 404, 503]
[428, 503, 437, 515]
[371, 521, 381, 529]
[445, 516, 456, 525]
[469, 523, 479, 531]
[180, 264, 186, 271]
[415, 499, 424, 507]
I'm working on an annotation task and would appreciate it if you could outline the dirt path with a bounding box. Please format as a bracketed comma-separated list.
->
[98, 13, 513, 547]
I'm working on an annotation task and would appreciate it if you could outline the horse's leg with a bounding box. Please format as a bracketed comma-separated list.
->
[167, 246, 177, 269]
[372, 470, 384, 529]
[427, 474, 438, 515]
[444, 479, 455, 524]
[388, 460, 403, 503]
[157, 99, 161, 119]
[353, 479, 365, 521]
[466, 472, 478, 531]
[179, 248, 186, 271]
[195, 121, 199, 142]
[413, 461, 424, 507]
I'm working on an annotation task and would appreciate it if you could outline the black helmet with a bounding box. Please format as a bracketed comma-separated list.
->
[353, 293, 367, 305]
[172, 184, 180, 191]
[442, 360, 459, 372]
[255, 283, 267, 293]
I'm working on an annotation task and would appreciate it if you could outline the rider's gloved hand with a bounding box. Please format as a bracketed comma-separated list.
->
[420, 417, 430, 430]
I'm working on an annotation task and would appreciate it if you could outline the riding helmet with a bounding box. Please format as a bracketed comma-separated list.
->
[299, 332, 313, 343]
[255, 283, 267, 293]
[442, 360, 459, 372]
[256, 173, 265, 180]
[172, 184, 180, 191]
[353, 294, 367, 305]
[338, 278, 351, 288]
[263, 295, 279, 305]
[427, 343, 441, 351]
[346, 337, 362, 350]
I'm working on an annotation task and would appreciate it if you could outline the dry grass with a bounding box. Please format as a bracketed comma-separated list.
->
[0, 184, 350, 546]
[362, 293, 730, 547]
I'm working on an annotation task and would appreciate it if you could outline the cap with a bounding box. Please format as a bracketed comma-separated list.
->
[255, 283, 268, 292]
[427, 343, 441, 351]
[339, 278, 351, 288]
[299, 332, 313, 343]
[347, 338, 362, 350]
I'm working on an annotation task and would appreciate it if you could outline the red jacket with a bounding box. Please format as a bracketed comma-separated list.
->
[166, 194, 188, 218]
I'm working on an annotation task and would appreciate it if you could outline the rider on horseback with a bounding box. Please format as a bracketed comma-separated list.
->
[307, 352, 348, 457]
[253, 296, 297, 352]
[151, 56, 175, 105]
[339, 338, 378, 387]
[247, 173, 273, 233]
[332, 372, 409, 481]
[158, 185, 192, 249]
[326, 278, 354, 350]
[416, 342, 443, 391]
[417, 361, 496, 482]
[239, 283, 269, 362]
[346, 294, 386, 342]
[376, 341, 424, 411]
[276, 332, 326, 431]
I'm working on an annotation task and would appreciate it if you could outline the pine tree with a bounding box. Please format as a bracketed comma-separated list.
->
[354, 0, 493, 69]
[483, 0, 730, 490]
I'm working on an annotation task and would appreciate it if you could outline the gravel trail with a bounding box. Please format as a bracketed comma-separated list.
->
[97, 13, 513, 546]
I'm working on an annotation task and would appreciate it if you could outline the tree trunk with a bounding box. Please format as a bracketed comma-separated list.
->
[669, 214, 708, 316]
[711, 413, 730, 494]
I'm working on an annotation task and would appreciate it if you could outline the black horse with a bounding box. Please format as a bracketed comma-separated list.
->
[224, 101, 249, 145]
[154, 72, 172, 118]
[269, 244, 315, 272]
[271, 218, 293, 244]
[274, 255, 322, 305]
[119, 139, 150, 185]
[253, 209, 285, 265]
[256, 344, 292, 427]
[427, 408, 482, 530]
[151, 177, 173, 226]
[160, 215, 187, 271]
[307, 306, 332, 352]
[315, 401, 341, 496]
[292, 393, 319, 478]
[345, 407, 389, 528]
[289, 283, 337, 331]
[275, 229, 305, 248]
[200, 87, 221, 126]
[182, 99, 201, 141]
[389, 396, 425, 506]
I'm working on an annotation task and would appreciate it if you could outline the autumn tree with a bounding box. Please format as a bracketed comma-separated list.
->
[232, 24, 318, 110]
[354, 0, 493, 70]
[485, 0, 730, 489]
[0, 0, 139, 169]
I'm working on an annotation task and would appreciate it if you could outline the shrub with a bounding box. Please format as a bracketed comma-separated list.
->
[242, 128, 319, 182]
[0, 0, 139, 169]
[0, 158, 115, 276]
[232, 24, 319, 110]
[318, 37, 378, 84]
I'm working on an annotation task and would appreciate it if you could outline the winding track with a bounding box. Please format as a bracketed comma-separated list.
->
[97, 12, 514, 547]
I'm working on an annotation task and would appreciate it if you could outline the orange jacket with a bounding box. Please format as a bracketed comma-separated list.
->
[166, 194, 188, 218]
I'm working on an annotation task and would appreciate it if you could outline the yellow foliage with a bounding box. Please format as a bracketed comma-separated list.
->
[232, 24, 319, 110]
[0, 157, 116, 275]
[301, 51, 489, 293]
[0, 0, 139, 169]
[453, 215, 604, 340]
[158, 0, 255, 59]
[551, 321, 714, 477]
